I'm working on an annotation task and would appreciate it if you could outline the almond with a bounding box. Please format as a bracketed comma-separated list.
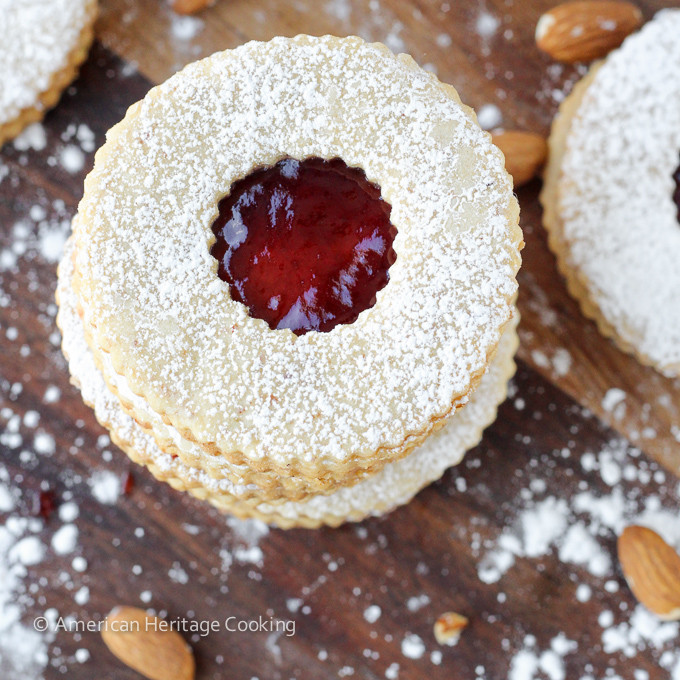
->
[492, 131, 548, 188]
[618, 525, 680, 621]
[101, 606, 195, 680]
[536, 1, 643, 63]
[170, 0, 213, 15]
[433, 611, 468, 646]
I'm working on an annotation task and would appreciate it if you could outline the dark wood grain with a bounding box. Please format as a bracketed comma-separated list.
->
[1, 2, 679, 679]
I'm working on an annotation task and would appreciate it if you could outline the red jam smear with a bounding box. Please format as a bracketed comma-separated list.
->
[673, 159, 680, 224]
[210, 157, 396, 335]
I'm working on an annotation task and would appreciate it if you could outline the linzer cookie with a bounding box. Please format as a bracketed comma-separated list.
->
[541, 10, 680, 377]
[0, 0, 98, 147]
[58, 35, 522, 522]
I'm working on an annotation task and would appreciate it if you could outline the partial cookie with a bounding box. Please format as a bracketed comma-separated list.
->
[0, 0, 98, 147]
[58, 236, 518, 528]
[541, 10, 680, 377]
[74, 34, 522, 485]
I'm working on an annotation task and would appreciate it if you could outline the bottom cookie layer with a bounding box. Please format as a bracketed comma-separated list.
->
[57, 237, 518, 528]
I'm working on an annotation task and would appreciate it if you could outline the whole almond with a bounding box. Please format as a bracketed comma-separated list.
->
[536, 1, 643, 62]
[170, 0, 213, 15]
[492, 131, 548, 188]
[101, 606, 195, 680]
[433, 611, 468, 646]
[618, 525, 680, 621]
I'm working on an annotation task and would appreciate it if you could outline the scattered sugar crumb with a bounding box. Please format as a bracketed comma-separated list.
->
[364, 604, 382, 623]
[88, 470, 121, 505]
[13, 123, 47, 151]
[58, 502, 79, 523]
[476, 10, 500, 39]
[401, 633, 425, 659]
[406, 594, 430, 612]
[43, 385, 61, 403]
[602, 388, 626, 415]
[74, 648, 90, 663]
[74, 586, 89, 605]
[477, 103, 502, 130]
[385, 662, 400, 679]
[10, 536, 45, 566]
[72, 556, 87, 572]
[33, 432, 55, 456]
[171, 15, 203, 41]
[168, 562, 189, 584]
[575, 584, 592, 603]
[436, 33, 452, 48]
[286, 597, 303, 613]
[51, 524, 78, 555]
[59, 145, 85, 174]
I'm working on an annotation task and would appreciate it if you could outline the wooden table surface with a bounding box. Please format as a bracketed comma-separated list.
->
[1, 1, 679, 679]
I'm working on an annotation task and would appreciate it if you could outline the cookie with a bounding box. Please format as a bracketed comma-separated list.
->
[0, 0, 97, 147]
[72, 35, 522, 486]
[541, 10, 680, 377]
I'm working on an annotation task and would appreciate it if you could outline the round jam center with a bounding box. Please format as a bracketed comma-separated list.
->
[210, 157, 396, 335]
[673, 157, 680, 225]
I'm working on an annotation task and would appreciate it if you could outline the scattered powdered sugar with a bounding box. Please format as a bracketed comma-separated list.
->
[170, 15, 204, 41]
[51, 524, 78, 555]
[43, 385, 61, 404]
[363, 604, 381, 624]
[0, 467, 53, 678]
[476, 10, 500, 40]
[0, 196, 74, 274]
[87, 470, 121, 505]
[58, 502, 78, 523]
[479, 439, 678, 583]
[325, 0, 352, 23]
[33, 432, 55, 456]
[477, 433, 680, 678]
[601, 388, 626, 417]
[9, 535, 45, 567]
[168, 562, 189, 584]
[551, 348, 572, 377]
[509, 635, 577, 680]
[401, 633, 425, 660]
[12, 123, 47, 151]
[219, 517, 269, 572]
[58, 145, 85, 174]
[73, 586, 89, 606]
[476, 103, 503, 130]
[74, 648, 90, 663]
[406, 594, 430, 612]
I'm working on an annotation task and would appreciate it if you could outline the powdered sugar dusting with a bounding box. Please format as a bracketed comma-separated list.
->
[74, 35, 520, 475]
[0, 466, 91, 678]
[87, 470, 121, 505]
[478, 432, 680, 677]
[554, 10, 680, 375]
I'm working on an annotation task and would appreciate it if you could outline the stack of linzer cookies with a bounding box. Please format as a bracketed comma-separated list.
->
[57, 36, 523, 527]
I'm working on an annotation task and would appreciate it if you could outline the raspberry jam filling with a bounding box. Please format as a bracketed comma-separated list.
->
[673, 158, 680, 224]
[210, 157, 396, 335]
